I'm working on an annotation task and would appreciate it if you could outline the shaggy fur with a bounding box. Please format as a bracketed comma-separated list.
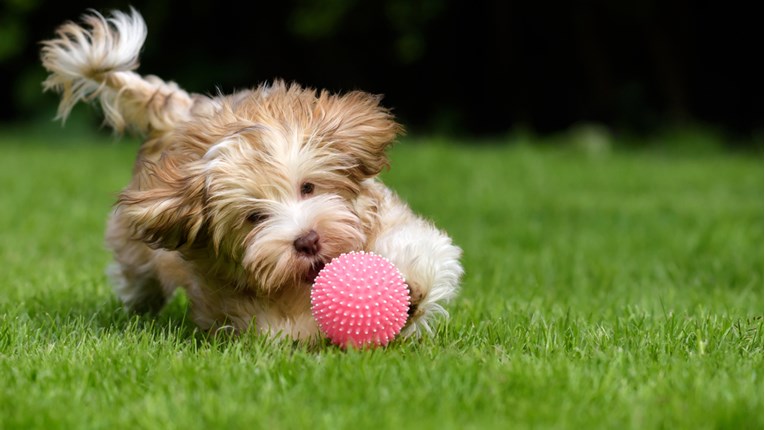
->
[41, 9, 463, 341]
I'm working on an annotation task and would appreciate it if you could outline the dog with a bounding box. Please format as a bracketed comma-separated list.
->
[41, 9, 463, 341]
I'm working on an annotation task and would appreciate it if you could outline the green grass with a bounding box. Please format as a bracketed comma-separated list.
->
[0, 128, 762, 429]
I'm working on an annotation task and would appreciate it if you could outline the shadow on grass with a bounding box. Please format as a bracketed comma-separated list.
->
[5, 287, 341, 354]
[6, 288, 202, 344]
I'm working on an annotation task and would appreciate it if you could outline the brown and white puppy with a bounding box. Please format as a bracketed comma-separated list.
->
[41, 9, 462, 341]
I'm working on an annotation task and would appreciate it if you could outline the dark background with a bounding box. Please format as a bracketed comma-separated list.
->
[0, 0, 761, 143]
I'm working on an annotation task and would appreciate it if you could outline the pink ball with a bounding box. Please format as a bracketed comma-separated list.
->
[311, 251, 410, 348]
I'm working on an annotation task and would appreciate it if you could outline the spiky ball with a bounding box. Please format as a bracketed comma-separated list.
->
[311, 251, 410, 348]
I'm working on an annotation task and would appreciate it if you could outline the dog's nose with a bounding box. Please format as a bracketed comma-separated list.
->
[294, 230, 320, 256]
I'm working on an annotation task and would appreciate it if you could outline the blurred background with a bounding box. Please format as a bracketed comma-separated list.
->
[0, 0, 761, 146]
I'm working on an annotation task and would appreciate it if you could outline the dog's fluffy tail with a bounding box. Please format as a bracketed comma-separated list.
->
[41, 8, 194, 134]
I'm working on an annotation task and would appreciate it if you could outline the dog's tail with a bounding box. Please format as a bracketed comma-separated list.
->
[41, 8, 195, 134]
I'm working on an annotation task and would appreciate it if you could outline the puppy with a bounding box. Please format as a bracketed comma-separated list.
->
[41, 9, 462, 341]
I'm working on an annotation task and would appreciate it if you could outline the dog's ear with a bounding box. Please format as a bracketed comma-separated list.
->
[319, 91, 404, 181]
[117, 155, 207, 250]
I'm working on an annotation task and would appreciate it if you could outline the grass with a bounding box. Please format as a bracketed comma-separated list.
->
[0, 127, 762, 429]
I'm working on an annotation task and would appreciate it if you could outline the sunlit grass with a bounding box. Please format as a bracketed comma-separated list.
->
[0, 128, 761, 429]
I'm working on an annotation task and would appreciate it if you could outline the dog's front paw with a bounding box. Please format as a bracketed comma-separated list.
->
[399, 253, 462, 337]
[372, 224, 463, 337]
[407, 287, 426, 320]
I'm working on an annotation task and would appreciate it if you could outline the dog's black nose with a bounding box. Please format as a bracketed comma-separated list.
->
[294, 230, 320, 256]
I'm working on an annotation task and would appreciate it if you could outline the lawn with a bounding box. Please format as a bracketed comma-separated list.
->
[0, 127, 762, 429]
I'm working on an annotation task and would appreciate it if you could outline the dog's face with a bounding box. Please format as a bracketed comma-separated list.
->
[120, 82, 402, 292]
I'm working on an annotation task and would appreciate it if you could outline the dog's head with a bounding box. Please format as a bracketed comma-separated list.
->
[119, 81, 402, 291]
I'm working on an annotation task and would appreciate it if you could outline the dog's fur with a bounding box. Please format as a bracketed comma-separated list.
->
[41, 9, 462, 341]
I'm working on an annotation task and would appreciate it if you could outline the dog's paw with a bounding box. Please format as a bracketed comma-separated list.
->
[372, 223, 463, 337]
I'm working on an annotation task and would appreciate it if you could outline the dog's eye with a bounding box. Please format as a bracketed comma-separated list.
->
[300, 182, 315, 196]
[246, 212, 267, 224]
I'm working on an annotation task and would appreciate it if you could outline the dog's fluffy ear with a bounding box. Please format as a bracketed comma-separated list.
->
[117, 156, 207, 250]
[320, 91, 404, 181]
